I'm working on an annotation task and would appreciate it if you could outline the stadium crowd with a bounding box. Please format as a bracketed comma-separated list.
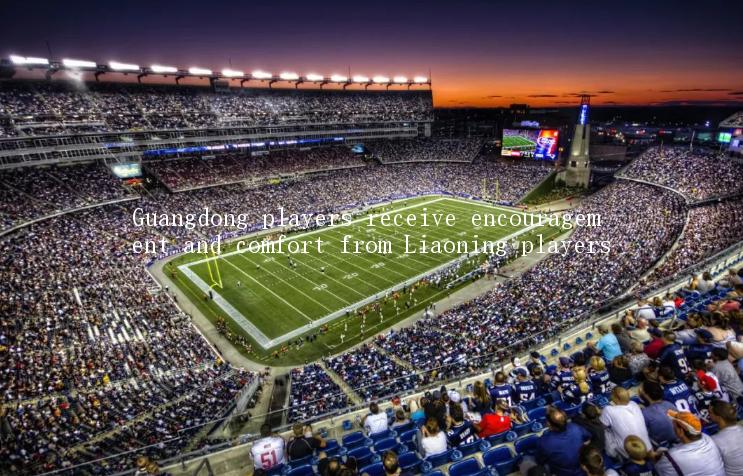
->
[619, 146, 743, 201]
[641, 197, 743, 288]
[0, 81, 433, 137]
[256, 267, 743, 476]
[371, 139, 483, 164]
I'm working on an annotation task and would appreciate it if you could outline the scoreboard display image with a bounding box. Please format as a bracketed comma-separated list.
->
[502, 128, 560, 160]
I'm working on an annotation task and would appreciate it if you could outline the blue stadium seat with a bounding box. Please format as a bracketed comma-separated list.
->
[527, 406, 547, 424]
[421, 449, 462, 471]
[520, 397, 545, 411]
[514, 435, 540, 457]
[562, 343, 571, 351]
[347, 446, 378, 467]
[426, 471, 445, 476]
[342, 420, 354, 431]
[485, 431, 510, 446]
[288, 455, 313, 469]
[287, 465, 315, 476]
[393, 422, 415, 434]
[398, 451, 423, 473]
[511, 421, 533, 436]
[448, 457, 486, 476]
[324, 439, 342, 458]
[564, 403, 583, 418]
[398, 428, 418, 452]
[343, 431, 370, 449]
[373, 437, 398, 454]
[266, 464, 287, 476]
[458, 439, 489, 457]
[482, 447, 520, 476]
[359, 462, 385, 476]
[370, 429, 396, 442]
[619, 378, 638, 389]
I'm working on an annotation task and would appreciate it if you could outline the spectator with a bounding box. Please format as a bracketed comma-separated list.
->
[419, 418, 448, 458]
[612, 323, 633, 354]
[709, 400, 743, 476]
[579, 445, 618, 476]
[609, 355, 633, 384]
[571, 403, 606, 451]
[363, 402, 390, 436]
[711, 347, 743, 401]
[391, 409, 411, 430]
[658, 331, 692, 381]
[512, 368, 540, 404]
[469, 381, 492, 414]
[381, 451, 403, 476]
[535, 406, 592, 476]
[620, 435, 655, 476]
[639, 381, 678, 446]
[489, 372, 513, 406]
[644, 328, 666, 360]
[473, 399, 511, 438]
[627, 341, 652, 377]
[653, 410, 725, 476]
[445, 403, 478, 447]
[251, 424, 287, 471]
[629, 318, 652, 344]
[590, 324, 623, 362]
[588, 356, 612, 395]
[287, 424, 326, 461]
[600, 387, 652, 460]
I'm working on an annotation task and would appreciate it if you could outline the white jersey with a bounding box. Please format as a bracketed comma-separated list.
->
[364, 412, 389, 435]
[655, 433, 725, 476]
[251, 436, 286, 470]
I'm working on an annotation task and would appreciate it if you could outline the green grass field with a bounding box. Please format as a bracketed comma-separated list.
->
[168, 196, 560, 364]
[503, 135, 536, 151]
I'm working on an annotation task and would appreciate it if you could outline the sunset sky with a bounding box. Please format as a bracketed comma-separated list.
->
[2, 0, 742, 108]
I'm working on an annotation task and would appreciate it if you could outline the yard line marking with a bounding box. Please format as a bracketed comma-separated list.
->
[231, 252, 346, 310]
[219, 258, 314, 323]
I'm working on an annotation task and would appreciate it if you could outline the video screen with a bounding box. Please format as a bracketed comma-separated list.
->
[501, 129, 559, 160]
[110, 163, 142, 178]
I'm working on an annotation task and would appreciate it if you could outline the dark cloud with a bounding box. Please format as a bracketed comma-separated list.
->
[659, 88, 732, 92]
[729, 91, 743, 96]
[527, 94, 558, 98]
[649, 99, 742, 106]
[596, 90, 615, 94]
[483, 95, 502, 98]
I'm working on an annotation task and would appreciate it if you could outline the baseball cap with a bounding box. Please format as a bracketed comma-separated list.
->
[515, 368, 528, 377]
[694, 328, 713, 341]
[559, 357, 572, 367]
[432, 390, 441, 400]
[667, 410, 701, 435]
[448, 390, 461, 403]
[695, 371, 717, 391]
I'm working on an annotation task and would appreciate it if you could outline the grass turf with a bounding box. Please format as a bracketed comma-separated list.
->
[167, 196, 561, 365]
[502, 135, 536, 151]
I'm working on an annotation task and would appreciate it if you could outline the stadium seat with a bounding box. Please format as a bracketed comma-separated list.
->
[398, 429, 418, 452]
[288, 455, 313, 469]
[511, 421, 534, 436]
[342, 420, 354, 431]
[393, 422, 415, 434]
[347, 446, 378, 467]
[421, 449, 462, 471]
[564, 403, 583, 418]
[267, 464, 287, 476]
[359, 462, 385, 476]
[370, 429, 396, 442]
[342, 431, 370, 449]
[485, 431, 509, 446]
[514, 435, 540, 457]
[482, 447, 520, 476]
[448, 457, 488, 476]
[287, 465, 315, 476]
[398, 451, 423, 473]
[458, 439, 489, 457]
[520, 397, 545, 411]
[324, 439, 342, 458]
[527, 406, 547, 424]
[373, 437, 398, 454]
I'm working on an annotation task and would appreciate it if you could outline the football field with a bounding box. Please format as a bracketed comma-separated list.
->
[171, 195, 559, 361]
[503, 135, 536, 150]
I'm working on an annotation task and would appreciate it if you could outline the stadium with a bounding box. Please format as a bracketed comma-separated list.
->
[2, 3, 743, 475]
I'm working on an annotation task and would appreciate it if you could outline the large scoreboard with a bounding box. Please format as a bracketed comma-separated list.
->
[501, 128, 560, 160]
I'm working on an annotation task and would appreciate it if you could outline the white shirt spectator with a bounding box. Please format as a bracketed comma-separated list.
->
[636, 305, 656, 322]
[600, 401, 652, 459]
[420, 431, 448, 457]
[364, 412, 389, 435]
[251, 436, 286, 470]
[655, 433, 725, 476]
[711, 424, 743, 476]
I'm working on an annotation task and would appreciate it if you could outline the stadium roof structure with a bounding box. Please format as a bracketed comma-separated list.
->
[1, 55, 431, 90]
[719, 111, 743, 128]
